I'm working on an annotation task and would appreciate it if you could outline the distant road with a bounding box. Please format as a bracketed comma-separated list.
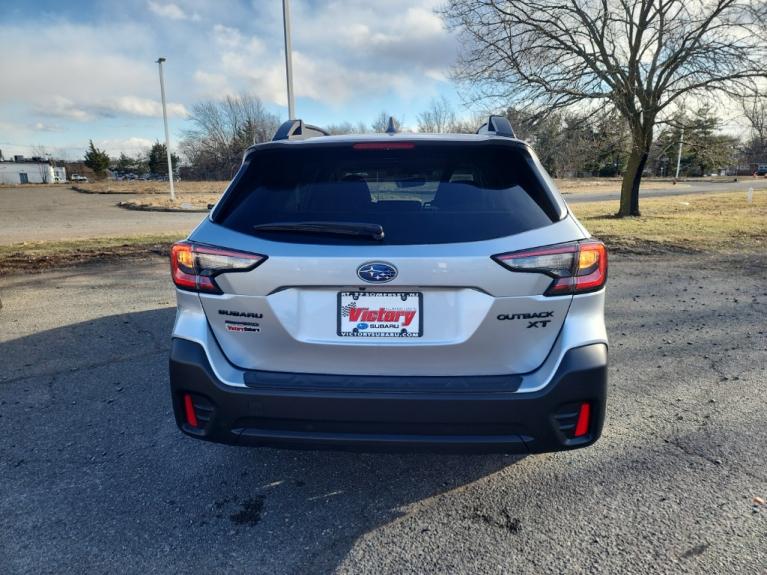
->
[564, 178, 767, 203]
[1, 180, 766, 245]
[0, 185, 204, 245]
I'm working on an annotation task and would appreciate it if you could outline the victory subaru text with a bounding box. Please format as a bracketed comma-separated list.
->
[169, 116, 608, 453]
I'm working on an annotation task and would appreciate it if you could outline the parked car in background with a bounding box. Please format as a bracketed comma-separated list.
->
[70, 174, 88, 182]
[169, 116, 609, 454]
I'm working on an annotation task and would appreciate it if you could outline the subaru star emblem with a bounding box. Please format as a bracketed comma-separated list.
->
[357, 262, 397, 283]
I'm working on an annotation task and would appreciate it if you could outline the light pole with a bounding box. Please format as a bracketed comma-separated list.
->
[674, 127, 684, 180]
[282, 0, 296, 120]
[156, 57, 176, 201]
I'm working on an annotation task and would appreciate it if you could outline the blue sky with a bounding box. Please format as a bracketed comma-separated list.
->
[0, 0, 466, 160]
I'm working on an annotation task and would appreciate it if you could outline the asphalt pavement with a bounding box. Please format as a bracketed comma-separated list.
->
[0, 252, 765, 574]
[0, 186, 203, 245]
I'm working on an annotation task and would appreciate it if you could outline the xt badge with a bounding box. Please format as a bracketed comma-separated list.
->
[497, 311, 554, 328]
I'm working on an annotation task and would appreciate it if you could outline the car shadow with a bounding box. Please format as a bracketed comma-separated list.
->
[0, 308, 522, 574]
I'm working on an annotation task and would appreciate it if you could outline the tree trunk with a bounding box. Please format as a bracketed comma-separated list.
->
[618, 130, 652, 217]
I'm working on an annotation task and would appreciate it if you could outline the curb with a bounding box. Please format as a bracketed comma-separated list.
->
[71, 186, 112, 194]
[71, 186, 171, 195]
[116, 201, 209, 213]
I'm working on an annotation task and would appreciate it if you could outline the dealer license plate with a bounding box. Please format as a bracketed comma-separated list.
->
[337, 291, 422, 337]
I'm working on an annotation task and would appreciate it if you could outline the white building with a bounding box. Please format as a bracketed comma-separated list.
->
[53, 166, 67, 182]
[0, 157, 56, 184]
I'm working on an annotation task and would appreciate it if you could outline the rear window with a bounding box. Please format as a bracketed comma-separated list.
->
[215, 143, 560, 245]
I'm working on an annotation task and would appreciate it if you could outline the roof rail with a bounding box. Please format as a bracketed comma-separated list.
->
[476, 115, 516, 138]
[272, 119, 330, 141]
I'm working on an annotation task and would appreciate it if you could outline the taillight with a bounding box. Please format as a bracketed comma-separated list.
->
[493, 240, 607, 296]
[170, 241, 266, 294]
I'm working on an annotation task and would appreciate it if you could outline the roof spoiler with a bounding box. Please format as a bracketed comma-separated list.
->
[272, 119, 330, 141]
[476, 115, 516, 138]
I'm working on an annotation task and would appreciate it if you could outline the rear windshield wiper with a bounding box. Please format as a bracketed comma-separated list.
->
[252, 221, 385, 241]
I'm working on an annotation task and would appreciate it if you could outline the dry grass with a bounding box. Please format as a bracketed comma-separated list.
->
[118, 194, 220, 211]
[76, 180, 226, 210]
[555, 178, 695, 194]
[74, 180, 228, 195]
[0, 233, 182, 273]
[570, 191, 767, 253]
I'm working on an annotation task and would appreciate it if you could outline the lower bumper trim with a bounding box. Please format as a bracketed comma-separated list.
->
[169, 339, 607, 453]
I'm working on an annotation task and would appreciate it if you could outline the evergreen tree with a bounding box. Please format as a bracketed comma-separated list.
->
[147, 141, 179, 175]
[83, 140, 110, 177]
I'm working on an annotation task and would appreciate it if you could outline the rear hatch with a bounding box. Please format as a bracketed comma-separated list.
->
[190, 139, 586, 376]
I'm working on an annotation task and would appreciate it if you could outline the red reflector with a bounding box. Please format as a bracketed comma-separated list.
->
[183, 394, 198, 427]
[352, 142, 415, 150]
[574, 402, 590, 437]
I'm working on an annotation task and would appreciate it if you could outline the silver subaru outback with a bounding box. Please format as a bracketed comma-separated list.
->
[169, 116, 608, 453]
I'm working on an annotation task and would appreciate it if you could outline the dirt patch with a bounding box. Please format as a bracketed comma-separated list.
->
[470, 507, 521, 534]
[680, 543, 710, 559]
[229, 496, 265, 526]
[0, 236, 178, 274]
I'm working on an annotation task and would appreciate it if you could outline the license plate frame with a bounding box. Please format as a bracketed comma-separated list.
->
[337, 291, 423, 338]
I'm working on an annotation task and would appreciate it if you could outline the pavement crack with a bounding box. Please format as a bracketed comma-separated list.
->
[664, 437, 767, 482]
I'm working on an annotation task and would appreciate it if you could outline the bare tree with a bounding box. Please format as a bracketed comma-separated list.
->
[739, 91, 767, 166]
[442, 0, 767, 216]
[181, 94, 280, 180]
[417, 96, 458, 133]
[324, 121, 368, 135]
[31, 145, 51, 183]
[371, 112, 403, 133]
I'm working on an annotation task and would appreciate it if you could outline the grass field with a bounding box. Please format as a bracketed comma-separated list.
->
[2, 191, 763, 273]
[74, 181, 227, 195]
[570, 191, 766, 253]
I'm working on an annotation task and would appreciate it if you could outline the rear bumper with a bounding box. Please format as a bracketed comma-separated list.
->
[169, 339, 607, 453]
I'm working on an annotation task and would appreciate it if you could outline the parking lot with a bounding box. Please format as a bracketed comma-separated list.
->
[1, 251, 765, 574]
[0, 186, 201, 245]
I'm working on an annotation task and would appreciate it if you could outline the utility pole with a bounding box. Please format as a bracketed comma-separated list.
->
[674, 127, 684, 180]
[282, 0, 296, 120]
[156, 57, 175, 201]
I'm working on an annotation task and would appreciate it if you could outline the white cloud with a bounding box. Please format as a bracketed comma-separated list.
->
[193, 1, 457, 109]
[0, 23, 186, 121]
[31, 122, 63, 132]
[98, 96, 188, 118]
[97, 137, 155, 156]
[33, 96, 93, 121]
[193, 70, 233, 97]
[1, 1, 462, 152]
[147, 1, 200, 21]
